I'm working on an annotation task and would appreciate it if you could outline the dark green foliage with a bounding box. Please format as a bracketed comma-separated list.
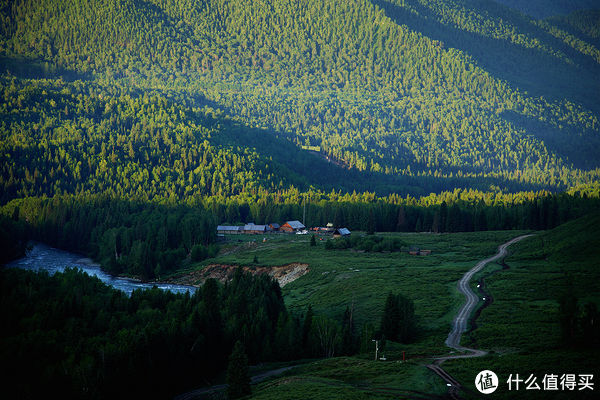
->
[227, 341, 251, 399]
[380, 292, 416, 343]
[312, 315, 341, 358]
[559, 292, 579, 343]
[0, 267, 293, 399]
[0, 213, 27, 264]
[191, 243, 219, 262]
[558, 292, 600, 348]
[302, 305, 314, 349]
[191, 243, 208, 262]
[326, 235, 406, 252]
[207, 188, 599, 235]
[310, 234, 316, 247]
[341, 305, 359, 356]
[580, 302, 600, 346]
[1, 195, 217, 279]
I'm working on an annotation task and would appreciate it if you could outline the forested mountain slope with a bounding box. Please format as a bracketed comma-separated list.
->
[493, 0, 599, 19]
[1, 0, 599, 201]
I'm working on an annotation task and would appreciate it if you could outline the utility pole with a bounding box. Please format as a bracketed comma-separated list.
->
[303, 194, 306, 226]
[371, 339, 379, 361]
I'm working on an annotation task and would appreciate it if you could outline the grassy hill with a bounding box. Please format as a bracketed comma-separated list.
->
[514, 211, 600, 264]
[441, 212, 600, 398]
[1, 0, 600, 201]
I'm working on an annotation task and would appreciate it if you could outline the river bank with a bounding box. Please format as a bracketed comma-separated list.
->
[5, 242, 197, 295]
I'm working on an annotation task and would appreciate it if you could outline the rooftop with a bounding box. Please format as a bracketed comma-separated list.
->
[286, 220, 305, 229]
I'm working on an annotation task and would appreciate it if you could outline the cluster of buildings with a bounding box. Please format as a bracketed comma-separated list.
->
[216, 220, 351, 238]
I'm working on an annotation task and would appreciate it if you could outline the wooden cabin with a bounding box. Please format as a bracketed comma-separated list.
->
[244, 224, 268, 234]
[280, 220, 306, 233]
[217, 225, 242, 234]
[333, 228, 351, 238]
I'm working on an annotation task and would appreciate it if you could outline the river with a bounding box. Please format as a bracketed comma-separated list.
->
[6, 243, 197, 295]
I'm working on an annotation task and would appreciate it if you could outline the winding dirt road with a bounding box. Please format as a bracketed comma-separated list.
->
[427, 234, 533, 398]
[176, 235, 534, 400]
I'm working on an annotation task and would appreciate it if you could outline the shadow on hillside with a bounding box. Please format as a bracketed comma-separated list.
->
[197, 97, 553, 196]
[500, 110, 600, 170]
[493, 0, 600, 20]
[0, 56, 90, 82]
[370, 0, 600, 113]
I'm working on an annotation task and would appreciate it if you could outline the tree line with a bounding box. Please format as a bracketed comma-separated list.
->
[0, 265, 417, 399]
[1, 195, 217, 281]
[204, 187, 600, 234]
[0, 267, 284, 399]
[1, 188, 599, 281]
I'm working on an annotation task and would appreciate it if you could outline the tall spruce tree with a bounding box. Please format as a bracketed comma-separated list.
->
[380, 292, 416, 343]
[227, 341, 251, 399]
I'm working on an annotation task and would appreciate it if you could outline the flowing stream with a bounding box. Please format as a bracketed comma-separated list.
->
[6, 242, 196, 295]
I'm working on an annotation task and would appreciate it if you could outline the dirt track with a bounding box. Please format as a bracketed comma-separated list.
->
[427, 234, 533, 399]
[174, 235, 534, 400]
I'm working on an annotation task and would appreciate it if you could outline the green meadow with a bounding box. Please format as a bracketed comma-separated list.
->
[180, 215, 599, 399]
[193, 230, 526, 353]
[443, 213, 600, 399]
[251, 357, 446, 400]
[181, 230, 524, 396]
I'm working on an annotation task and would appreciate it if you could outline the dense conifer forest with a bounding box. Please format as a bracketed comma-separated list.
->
[1, 0, 599, 398]
[1, 0, 600, 199]
[1, 0, 598, 282]
[0, 267, 302, 399]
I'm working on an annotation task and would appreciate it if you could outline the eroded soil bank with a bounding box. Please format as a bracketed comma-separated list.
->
[166, 263, 309, 287]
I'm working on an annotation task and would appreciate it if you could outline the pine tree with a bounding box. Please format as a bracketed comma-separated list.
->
[380, 292, 416, 343]
[227, 341, 251, 399]
[439, 202, 448, 233]
[380, 293, 400, 341]
[396, 206, 406, 231]
[341, 305, 357, 355]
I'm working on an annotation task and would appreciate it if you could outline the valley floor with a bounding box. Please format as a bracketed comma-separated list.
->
[174, 223, 599, 399]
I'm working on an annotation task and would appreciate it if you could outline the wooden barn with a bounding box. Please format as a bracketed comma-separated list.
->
[280, 220, 306, 233]
[244, 223, 268, 234]
[333, 228, 351, 238]
[217, 225, 242, 234]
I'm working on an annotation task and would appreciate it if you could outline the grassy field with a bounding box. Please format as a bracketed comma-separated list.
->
[443, 213, 600, 399]
[251, 357, 446, 400]
[193, 230, 526, 353]
[178, 230, 529, 397]
[180, 218, 599, 399]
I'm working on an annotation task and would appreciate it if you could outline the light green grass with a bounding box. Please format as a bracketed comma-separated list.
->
[200, 231, 526, 338]
[181, 224, 600, 399]
[443, 214, 600, 399]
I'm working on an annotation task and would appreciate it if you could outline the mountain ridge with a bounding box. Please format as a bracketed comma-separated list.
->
[1, 0, 599, 201]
